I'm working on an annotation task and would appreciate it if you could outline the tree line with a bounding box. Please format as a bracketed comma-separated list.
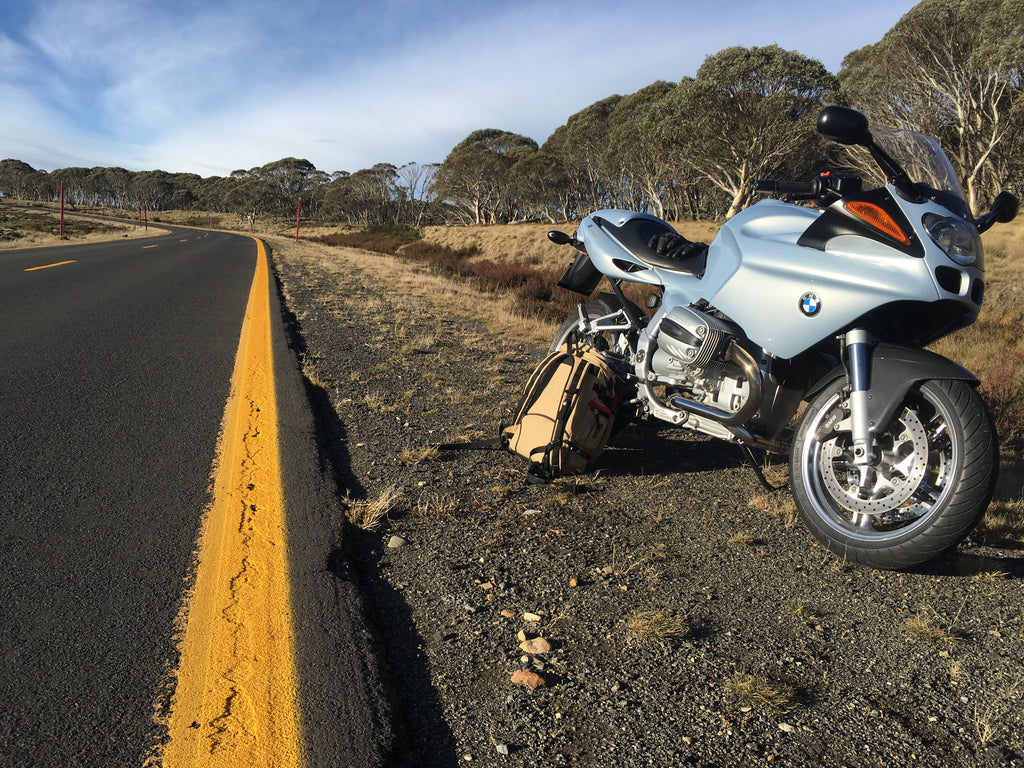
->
[2, 0, 1020, 226]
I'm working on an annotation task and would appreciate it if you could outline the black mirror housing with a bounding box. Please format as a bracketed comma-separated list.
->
[817, 106, 871, 147]
[992, 190, 1019, 224]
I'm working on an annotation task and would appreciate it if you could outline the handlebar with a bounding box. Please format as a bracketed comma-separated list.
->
[753, 178, 824, 196]
[753, 172, 862, 202]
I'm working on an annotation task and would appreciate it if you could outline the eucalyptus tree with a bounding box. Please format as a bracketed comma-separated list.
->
[840, 0, 1024, 211]
[507, 150, 574, 223]
[603, 81, 678, 217]
[434, 129, 538, 223]
[0, 159, 48, 200]
[656, 45, 839, 219]
[398, 161, 439, 225]
[543, 95, 622, 214]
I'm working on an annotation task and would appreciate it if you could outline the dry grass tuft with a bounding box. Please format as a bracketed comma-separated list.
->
[345, 484, 402, 531]
[414, 491, 459, 519]
[626, 610, 690, 642]
[749, 492, 799, 528]
[399, 445, 440, 465]
[905, 608, 962, 645]
[724, 673, 796, 712]
[727, 531, 757, 547]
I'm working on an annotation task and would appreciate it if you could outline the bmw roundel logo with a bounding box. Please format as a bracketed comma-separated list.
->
[800, 292, 822, 317]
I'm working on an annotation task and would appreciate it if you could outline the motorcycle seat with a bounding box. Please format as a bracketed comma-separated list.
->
[595, 215, 707, 277]
[636, 244, 708, 276]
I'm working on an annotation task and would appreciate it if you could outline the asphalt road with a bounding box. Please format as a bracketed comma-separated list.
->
[0, 229, 393, 767]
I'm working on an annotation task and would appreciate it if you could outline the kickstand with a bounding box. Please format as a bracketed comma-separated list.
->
[739, 446, 783, 492]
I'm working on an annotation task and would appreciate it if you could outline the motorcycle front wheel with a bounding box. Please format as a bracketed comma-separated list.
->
[790, 378, 997, 570]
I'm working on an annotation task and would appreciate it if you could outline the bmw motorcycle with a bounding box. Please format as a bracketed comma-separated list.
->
[547, 106, 1019, 570]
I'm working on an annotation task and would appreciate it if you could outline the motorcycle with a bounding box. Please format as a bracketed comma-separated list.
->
[546, 106, 1019, 570]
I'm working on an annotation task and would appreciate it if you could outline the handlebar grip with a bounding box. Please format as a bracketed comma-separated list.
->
[753, 179, 822, 195]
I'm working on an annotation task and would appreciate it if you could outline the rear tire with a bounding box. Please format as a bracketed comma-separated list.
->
[550, 299, 626, 353]
[789, 378, 997, 570]
[550, 300, 639, 436]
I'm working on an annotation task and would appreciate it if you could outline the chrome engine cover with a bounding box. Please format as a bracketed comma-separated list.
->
[649, 305, 739, 377]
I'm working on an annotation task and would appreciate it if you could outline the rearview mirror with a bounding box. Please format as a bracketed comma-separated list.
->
[817, 106, 871, 147]
[991, 190, 1019, 224]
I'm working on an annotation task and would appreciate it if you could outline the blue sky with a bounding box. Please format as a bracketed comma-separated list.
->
[0, 0, 919, 177]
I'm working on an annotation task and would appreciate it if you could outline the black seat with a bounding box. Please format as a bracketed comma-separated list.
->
[595, 216, 707, 277]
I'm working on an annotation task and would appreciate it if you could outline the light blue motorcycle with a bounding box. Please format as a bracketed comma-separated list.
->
[548, 106, 1018, 570]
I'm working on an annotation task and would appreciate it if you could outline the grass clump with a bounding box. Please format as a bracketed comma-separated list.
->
[725, 673, 796, 712]
[905, 608, 963, 645]
[345, 484, 401, 531]
[399, 445, 439, 465]
[626, 610, 690, 642]
[312, 222, 421, 253]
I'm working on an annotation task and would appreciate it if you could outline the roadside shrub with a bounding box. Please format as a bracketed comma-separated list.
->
[400, 240, 480, 276]
[464, 259, 536, 291]
[312, 222, 420, 254]
[314, 225, 599, 325]
[978, 349, 1024, 449]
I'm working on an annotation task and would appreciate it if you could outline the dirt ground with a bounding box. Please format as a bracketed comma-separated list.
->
[268, 234, 1024, 768]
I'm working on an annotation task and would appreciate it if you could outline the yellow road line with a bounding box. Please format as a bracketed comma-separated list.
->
[24, 259, 76, 271]
[143, 244, 159, 249]
[161, 240, 304, 768]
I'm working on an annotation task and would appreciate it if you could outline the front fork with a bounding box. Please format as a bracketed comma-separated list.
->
[845, 329, 876, 474]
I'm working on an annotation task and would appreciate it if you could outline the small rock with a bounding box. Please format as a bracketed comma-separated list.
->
[496, 743, 509, 756]
[480, 582, 494, 590]
[500, 609, 516, 619]
[387, 535, 408, 549]
[569, 578, 578, 588]
[778, 722, 796, 733]
[511, 669, 546, 690]
[519, 637, 552, 654]
[523, 612, 542, 622]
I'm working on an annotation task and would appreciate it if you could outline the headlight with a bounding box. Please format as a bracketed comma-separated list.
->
[923, 213, 982, 267]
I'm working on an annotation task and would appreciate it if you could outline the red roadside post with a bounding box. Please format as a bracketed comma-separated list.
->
[295, 197, 302, 242]
[60, 181, 65, 237]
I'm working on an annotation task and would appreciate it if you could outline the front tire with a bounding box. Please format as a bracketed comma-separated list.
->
[790, 378, 997, 570]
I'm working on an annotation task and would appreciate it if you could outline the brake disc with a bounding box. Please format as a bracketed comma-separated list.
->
[819, 407, 930, 515]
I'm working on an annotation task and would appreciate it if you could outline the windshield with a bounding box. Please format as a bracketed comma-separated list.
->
[870, 126, 971, 219]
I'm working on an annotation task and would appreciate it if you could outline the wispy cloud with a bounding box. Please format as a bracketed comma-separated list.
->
[0, 0, 917, 176]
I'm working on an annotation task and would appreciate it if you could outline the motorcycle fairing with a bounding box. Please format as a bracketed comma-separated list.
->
[704, 190, 981, 359]
[797, 188, 925, 258]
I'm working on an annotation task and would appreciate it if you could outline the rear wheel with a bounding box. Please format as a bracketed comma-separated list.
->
[549, 299, 632, 353]
[550, 299, 640, 434]
[790, 378, 997, 570]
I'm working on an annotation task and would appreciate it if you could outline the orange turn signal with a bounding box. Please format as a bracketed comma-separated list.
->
[844, 201, 910, 245]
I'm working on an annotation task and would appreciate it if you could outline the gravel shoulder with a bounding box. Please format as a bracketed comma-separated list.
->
[269, 236, 1024, 768]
